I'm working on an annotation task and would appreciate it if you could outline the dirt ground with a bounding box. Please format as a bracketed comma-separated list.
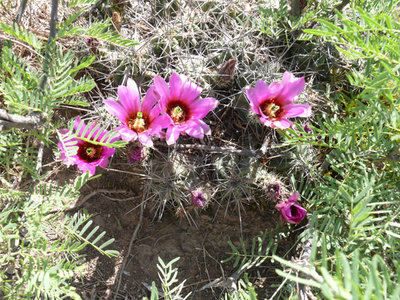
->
[68, 167, 297, 299]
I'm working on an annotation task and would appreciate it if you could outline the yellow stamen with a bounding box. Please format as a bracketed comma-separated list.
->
[263, 102, 281, 120]
[171, 106, 186, 123]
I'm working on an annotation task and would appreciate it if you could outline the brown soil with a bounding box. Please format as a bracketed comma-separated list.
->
[65, 166, 296, 300]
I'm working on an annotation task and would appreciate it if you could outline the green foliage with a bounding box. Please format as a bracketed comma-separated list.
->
[222, 275, 258, 300]
[46, 49, 95, 108]
[1, 45, 42, 114]
[16, 257, 83, 300]
[0, 173, 118, 299]
[157, 257, 190, 300]
[258, 0, 341, 39]
[274, 249, 400, 299]
[0, 1, 126, 297]
[0, 46, 94, 115]
[223, 228, 282, 275]
[144, 257, 191, 300]
[68, 0, 98, 7]
[0, 42, 97, 181]
[271, 2, 400, 298]
[219, 229, 288, 298]
[63, 20, 139, 48]
[58, 0, 139, 47]
[63, 211, 119, 257]
[303, 7, 400, 63]
[57, 1, 139, 49]
[0, 23, 43, 50]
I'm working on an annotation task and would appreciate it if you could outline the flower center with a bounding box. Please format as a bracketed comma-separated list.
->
[78, 142, 103, 163]
[290, 205, 299, 216]
[260, 101, 282, 121]
[171, 106, 185, 123]
[167, 101, 189, 124]
[128, 111, 148, 133]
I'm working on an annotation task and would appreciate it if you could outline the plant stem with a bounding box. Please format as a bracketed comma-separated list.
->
[40, 0, 59, 91]
[14, 0, 28, 24]
[0, 109, 43, 131]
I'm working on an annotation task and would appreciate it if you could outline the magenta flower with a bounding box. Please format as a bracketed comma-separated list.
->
[128, 145, 147, 164]
[266, 182, 281, 199]
[153, 73, 219, 145]
[303, 122, 312, 133]
[86, 37, 100, 50]
[58, 117, 119, 176]
[191, 189, 207, 208]
[246, 72, 311, 129]
[104, 79, 170, 147]
[275, 192, 307, 224]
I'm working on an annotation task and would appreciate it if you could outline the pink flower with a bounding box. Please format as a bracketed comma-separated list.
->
[303, 122, 312, 133]
[191, 189, 207, 208]
[246, 72, 311, 129]
[128, 145, 147, 164]
[86, 37, 100, 51]
[275, 192, 307, 224]
[266, 182, 281, 199]
[104, 79, 170, 147]
[153, 73, 219, 145]
[58, 117, 119, 176]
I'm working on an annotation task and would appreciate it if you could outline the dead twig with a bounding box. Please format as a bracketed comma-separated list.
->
[74, 189, 128, 207]
[0, 109, 43, 131]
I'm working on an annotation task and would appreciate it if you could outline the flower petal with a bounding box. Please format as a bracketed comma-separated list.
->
[142, 85, 158, 114]
[73, 116, 88, 137]
[106, 132, 121, 144]
[59, 117, 119, 176]
[276, 193, 306, 224]
[287, 191, 299, 203]
[272, 118, 293, 129]
[58, 129, 70, 136]
[138, 133, 153, 147]
[185, 120, 205, 139]
[179, 79, 202, 103]
[282, 104, 311, 118]
[190, 97, 219, 119]
[76, 161, 96, 176]
[245, 88, 261, 114]
[275, 200, 285, 210]
[166, 126, 181, 145]
[154, 76, 170, 105]
[277, 72, 305, 105]
[282, 203, 307, 224]
[169, 73, 184, 99]
[149, 103, 162, 120]
[73, 116, 83, 131]
[98, 158, 109, 168]
[116, 125, 138, 141]
[260, 117, 272, 127]
[104, 100, 129, 123]
[118, 78, 140, 113]
[149, 115, 171, 134]
[252, 80, 270, 103]
[196, 119, 211, 135]
[101, 145, 116, 158]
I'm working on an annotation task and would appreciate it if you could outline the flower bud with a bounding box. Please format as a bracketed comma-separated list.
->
[275, 191, 307, 224]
